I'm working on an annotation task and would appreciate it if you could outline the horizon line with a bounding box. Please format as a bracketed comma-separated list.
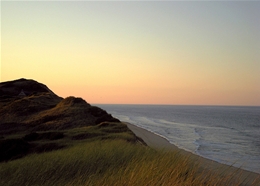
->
[93, 103, 260, 107]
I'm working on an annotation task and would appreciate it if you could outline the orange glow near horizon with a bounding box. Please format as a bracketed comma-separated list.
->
[1, 1, 260, 106]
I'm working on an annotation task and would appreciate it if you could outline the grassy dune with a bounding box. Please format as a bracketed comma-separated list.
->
[1, 139, 259, 186]
[1, 79, 259, 185]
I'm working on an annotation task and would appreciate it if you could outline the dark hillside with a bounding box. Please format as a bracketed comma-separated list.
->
[0, 78, 57, 97]
[0, 78, 141, 162]
[0, 78, 119, 133]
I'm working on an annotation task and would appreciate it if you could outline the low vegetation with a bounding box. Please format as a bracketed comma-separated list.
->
[1, 79, 259, 185]
[1, 138, 259, 186]
[0, 122, 139, 162]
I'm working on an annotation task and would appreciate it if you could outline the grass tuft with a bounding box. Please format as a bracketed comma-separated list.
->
[1, 140, 259, 186]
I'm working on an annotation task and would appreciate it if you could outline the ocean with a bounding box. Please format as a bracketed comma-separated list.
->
[96, 104, 260, 174]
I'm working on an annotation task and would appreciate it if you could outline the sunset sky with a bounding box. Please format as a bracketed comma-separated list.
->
[1, 1, 260, 106]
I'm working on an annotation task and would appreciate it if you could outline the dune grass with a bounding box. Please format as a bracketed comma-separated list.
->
[1, 139, 258, 186]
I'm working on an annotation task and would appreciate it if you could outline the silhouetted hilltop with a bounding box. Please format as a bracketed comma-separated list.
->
[0, 78, 57, 97]
[0, 78, 119, 134]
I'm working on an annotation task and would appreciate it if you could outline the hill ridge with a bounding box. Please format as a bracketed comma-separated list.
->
[0, 78, 119, 133]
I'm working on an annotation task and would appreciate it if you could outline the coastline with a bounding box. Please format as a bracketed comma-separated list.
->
[125, 122, 260, 185]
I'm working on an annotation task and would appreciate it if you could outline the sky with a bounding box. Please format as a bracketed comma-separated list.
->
[1, 1, 260, 106]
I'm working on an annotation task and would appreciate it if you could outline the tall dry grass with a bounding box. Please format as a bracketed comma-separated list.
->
[0, 140, 259, 186]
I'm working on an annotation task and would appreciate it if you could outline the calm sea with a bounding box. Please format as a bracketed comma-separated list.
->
[97, 104, 260, 174]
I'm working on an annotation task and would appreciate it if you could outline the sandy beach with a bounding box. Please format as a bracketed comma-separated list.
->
[125, 122, 260, 186]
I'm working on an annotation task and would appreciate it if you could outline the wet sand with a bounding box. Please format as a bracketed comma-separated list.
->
[125, 122, 260, 186]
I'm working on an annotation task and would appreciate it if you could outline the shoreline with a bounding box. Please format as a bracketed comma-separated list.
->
[125, 122, 260, 185]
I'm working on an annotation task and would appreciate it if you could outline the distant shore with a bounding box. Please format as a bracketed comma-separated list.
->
[125, 122, 260, 186]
